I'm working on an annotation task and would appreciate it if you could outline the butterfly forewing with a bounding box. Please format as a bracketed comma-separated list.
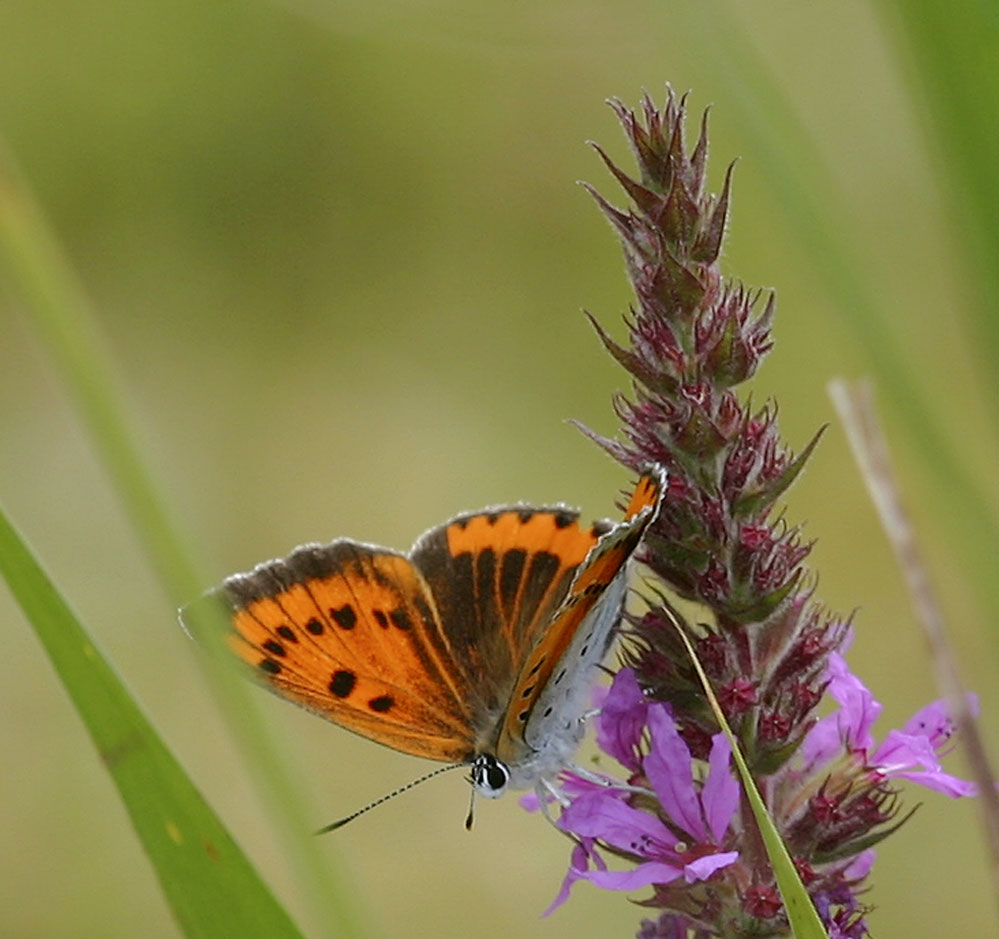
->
[193, 541, 477, 763]
[623, 470, 663, 522]
[497, 469, 665, 770]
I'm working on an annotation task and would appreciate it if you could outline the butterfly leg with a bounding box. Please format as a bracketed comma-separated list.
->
[540, 776, 572, 807]
[531, 778, 573, 832]
[566, 761, 655, 798]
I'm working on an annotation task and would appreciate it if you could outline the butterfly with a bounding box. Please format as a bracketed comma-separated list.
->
[183, 467, 664, 820]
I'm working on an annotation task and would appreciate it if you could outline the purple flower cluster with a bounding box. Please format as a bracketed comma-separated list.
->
[536, 662, 973, 934]
[540, 670, 739, 915]
[534, 90, 977, 936]
[798, 653, 977, 800]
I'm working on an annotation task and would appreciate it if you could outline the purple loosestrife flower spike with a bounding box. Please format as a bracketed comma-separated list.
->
[532, 89, 977, 937]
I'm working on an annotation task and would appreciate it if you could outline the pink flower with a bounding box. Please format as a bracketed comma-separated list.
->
[595, 666, 649, 772]
[544, 671, 739, 913]
[802, 653, 977, 798]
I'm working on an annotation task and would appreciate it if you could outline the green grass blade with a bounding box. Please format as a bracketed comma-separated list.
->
[871, 0, 999, 404]
[726, 738, 829, 939]
[0, 503, 305, 939]
[668, 605, 829, 938]
[0, 141, 364, 938]
[0, 140, 198, 608]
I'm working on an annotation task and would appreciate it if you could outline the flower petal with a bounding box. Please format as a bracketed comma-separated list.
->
[902, 693, 978, 751]
[701, 733, 739, 844]
[892, 769, 977, 798]
[542, 842, 592, 916]
[871, 732, 976, 796]
[683, 851, 739, 882]
[520, 771, 630, 815]
[825, 653, 881, 752]
[843, 849, 876, 881]
[596, 668, 649, 771]
[519, 791, 542, 812]
[582, 861, 686, 892]
[558, 790, 673, 855]
[872, 730, 941, 774]
[644, 705, 705, 839]
[801, 712, 845, 769]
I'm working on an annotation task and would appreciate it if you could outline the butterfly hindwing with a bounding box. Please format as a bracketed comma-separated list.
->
[193, 540, 477, 762]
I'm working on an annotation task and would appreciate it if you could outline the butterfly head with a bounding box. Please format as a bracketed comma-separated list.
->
[470, 753, 511, 798]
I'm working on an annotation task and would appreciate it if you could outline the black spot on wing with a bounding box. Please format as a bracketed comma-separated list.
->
[329, 670, 356, 697]
[389, 608, 413, 631]
[330, 604, 357, 630]
[306, 618, 324, 635]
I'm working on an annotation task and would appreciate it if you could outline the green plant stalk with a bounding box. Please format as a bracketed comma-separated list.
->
[0, 145, 364, 939]
[0, 503, 305, 939]
[871, 0, 999, 399]
[664, 597, 828, 939]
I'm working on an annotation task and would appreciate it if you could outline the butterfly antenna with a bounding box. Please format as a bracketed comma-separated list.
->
[464, 784, 477, 831]
[314, 763, 466, 834]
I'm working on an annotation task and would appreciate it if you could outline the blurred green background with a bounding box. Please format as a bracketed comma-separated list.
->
[0, 0, 995, 936]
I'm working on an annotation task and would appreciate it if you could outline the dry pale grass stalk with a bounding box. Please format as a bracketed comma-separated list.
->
[828, 377, 999, 908]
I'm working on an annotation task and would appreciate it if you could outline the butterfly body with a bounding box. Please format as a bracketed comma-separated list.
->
[186, 470, 663, 802]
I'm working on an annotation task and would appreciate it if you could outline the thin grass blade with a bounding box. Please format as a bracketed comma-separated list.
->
[668, 605, 829, 938]
[0, 139, 364, 939]
[0, 504, 305, 939]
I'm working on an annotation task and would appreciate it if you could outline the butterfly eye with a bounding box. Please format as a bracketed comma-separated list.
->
[470, 754, 510, 798]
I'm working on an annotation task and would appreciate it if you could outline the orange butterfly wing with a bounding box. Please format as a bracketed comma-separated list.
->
[190, 541, 477, 763]
[185, 467, 665, 784]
